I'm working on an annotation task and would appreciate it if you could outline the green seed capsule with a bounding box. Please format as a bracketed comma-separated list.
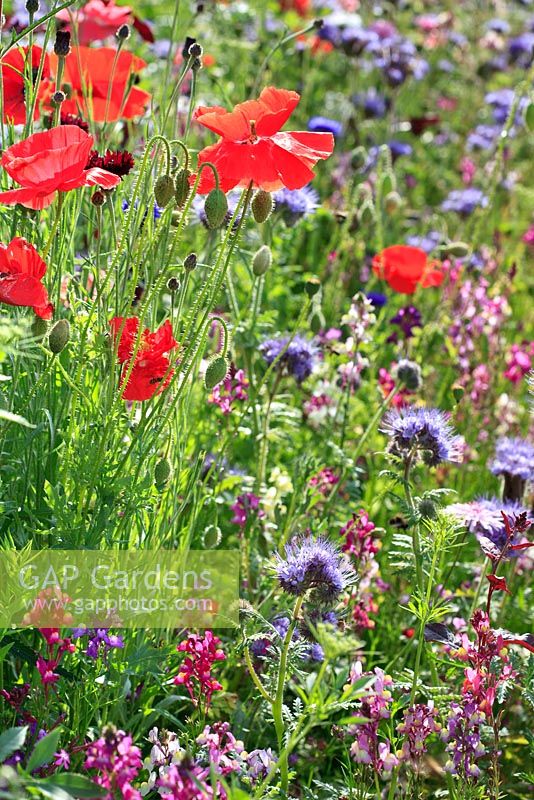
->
[154, 174, 175, 207]
[252, 245, 272, 276]
[251, 190, 273, 223]
[48, 320, 70, 354]
[175, 168, 191, 207]
[204, 189, 228, 229]
[154, 457, 172, 490]
[204, 355, 229, 390]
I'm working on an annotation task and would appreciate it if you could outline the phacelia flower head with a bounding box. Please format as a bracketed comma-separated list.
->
[490, 436, 534, 501]
[275, 535, 353, 603]
[259, 334, 318, 382]
[273, 185, 319, 223]
[382, 407, 462, 466]
[447, 497, 528, 555]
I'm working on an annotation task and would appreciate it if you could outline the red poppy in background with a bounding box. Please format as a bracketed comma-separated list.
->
[0, 237, 53, 319]
[0, 125, 121, 210]
[193, 86, 334, 193]
[1, 45, 51, 124]
[110, 317, 178, 401]
[56, 0, 132, 46]
[372, 245, 444, 294]
[50, 46, 150, 123]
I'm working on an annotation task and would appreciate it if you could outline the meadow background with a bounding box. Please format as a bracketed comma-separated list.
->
[0, 1, 533, 798]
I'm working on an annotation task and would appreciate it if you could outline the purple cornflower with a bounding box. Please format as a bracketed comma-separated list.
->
[441, 188, 488, 216]
[397, 702, 441, 766]
[308, 116, 343, 137]
[388, 305, 422, 343]
[273, 185, 320, 223]
[441, 699, 486, 779]
[353, 88, 389, 118]
[381, 407, 462, 466]
[490, 436, 534, 501]
[275, 536, 352, 603]
[259, 334, 318, 382]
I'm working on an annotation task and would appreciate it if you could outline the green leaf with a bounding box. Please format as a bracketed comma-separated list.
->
[0, 725, 28, 763]
[0, 408, 35, 428]
[43, 773, 109, 798]
[526, 103, 534, 132]
[26, 727, 62, 773]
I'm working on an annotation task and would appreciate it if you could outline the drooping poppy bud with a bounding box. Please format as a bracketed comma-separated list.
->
[205, 355, 229, 389]
[252, 245, 272, 276]
[154, 457, 172, 490]
[154, 174, 175, 207]
[48, 320, 70, 354]
[204, 189, 228, 229]
[251, 190, 273, 223]
[174, 168, 191, 207]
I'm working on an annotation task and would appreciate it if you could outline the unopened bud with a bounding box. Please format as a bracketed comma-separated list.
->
[31, 316, 48, 340]
[202, 524, 222, 548]
[418, 498, 438, 520]
[305, 277, 321, 298]
[166, 277, 180, 292]
[251, 190, 273, 223]
[350, 146, 366, 169]
[174, 168, 191, 207]
[384, 191, 402, 213]
[188, 42, 203, 58]
[116, 24, 130, 41]
[358, 202, 375, 225]
[204, 189, 228, 229]
[25, 0, 40, 14]
[54, 30, 71, 57]
[310, 310, 324, 334]
[154, 457, 172, 490]
[51, 90, 66, 107]
[394, 358, 422, 391]
[48, 319, 70, 354]
[184, 252, 197, 271]
[381, 173, 395, 195]
[252, 245, 272, 276]
[441, 241, 470, 258]
[204, 355, 229, 390]
[154, 174, 175, 207]
[91, 190, 106, 207]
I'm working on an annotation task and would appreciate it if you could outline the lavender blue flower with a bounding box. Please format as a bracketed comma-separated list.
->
[259, 335, 318, 382]
[308, 116, 344, 137]
[490, 437, 534, 481]
[353, 89, 389, 118]
[441, 188, 488, 216]
[406, 231, 443, 253]
[447, 496, 527, 552]
[381, 407, 462, 466]
[467, 125, 500, 151]
[275, 536, 353, 603]
[273, 185, 320, 223]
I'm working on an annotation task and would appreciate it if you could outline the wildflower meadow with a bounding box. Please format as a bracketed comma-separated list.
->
[0, 1, 533, 798]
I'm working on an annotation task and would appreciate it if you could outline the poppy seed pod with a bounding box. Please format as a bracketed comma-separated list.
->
[154, 174, 175, 207]
[189, 42, 203, 58]
[305, 277, 321, 298]
[174, 168, 191, 208]
[251, 190, 273, 223]
[252, 245, 272, 276]
[394, 358, 422, 391]
[48, 320, 70, 354]
[204, 189, 228, 229]
[91, 190, 106, 207]
[204, 355, 229, 390]
[116, 24, 130, 41]
[54, 30, 71, 57]
[51, 91, 66, 107]
[25, 0, 40, 12]
[154, 457, 172, 490]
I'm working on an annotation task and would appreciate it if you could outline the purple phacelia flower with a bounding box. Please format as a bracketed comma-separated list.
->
[381, 407, 462, 466]
[275, 536, 353, 603]
[273, 185, 319, 223]
[259, 334, 318, 382]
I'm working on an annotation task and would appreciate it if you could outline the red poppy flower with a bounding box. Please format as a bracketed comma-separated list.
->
[50, 46, 150, 123]
[0, 125, 121, 210]
[1, 45, 51, 124]
[372, 245, 444, 294]
[0, 237, 53, 319]
[110, 317, 178, 401]
[56, 1, 132, 46]
[193, 86, 334, 194]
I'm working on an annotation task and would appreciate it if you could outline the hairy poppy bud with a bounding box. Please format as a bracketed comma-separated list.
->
[358, 201, 375, 225]
[31, 316, 48, 340]
[350, 146, 366, 169]
[174, 168, 191, 207]
[154, 457, 172, 490]
[204, 355, 229, 390]
[48, 319, 70, 354]
[188, 42, 203, 58]
[202, 524, 222, 548]
[54, 30, 71, 57]
[154, 174, 175, 207]
[167, 277, 180, 292]
[381, 173, 395, 195]
[251, 190, 273, 223]
[252, 245, 272, 276]
[440, 241, 470, 258]
[394, 358, 422, 391]
[418, 498, 438, 520]
[184, 252, 197, 271]
[204, 189, 228, 229]
[91, 190, 106, 207]
[25, 0, 40, 13]
[526, 103, 534, 131]
[116, 24, 130, 41]
[384, 191, 402, 213]
[305, 277, 321, 298]
[310, 310, 324, 334]
[51, 90, 66, 107]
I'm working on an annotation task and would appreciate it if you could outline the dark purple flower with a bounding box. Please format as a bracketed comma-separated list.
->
[353, 88, 389, 118]
[388, 305, 422, 343]
[405, 231, 443, 254]
[441, 188, 488, 216]
[382, 407, 462, 466]
[366, 291, 388, 308]
[307, 116, 343, 137]
[276, 536, 353, 603]
[259, 335, 318, 382]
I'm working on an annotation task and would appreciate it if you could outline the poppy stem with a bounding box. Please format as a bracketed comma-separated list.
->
[42, 193, 65, 262]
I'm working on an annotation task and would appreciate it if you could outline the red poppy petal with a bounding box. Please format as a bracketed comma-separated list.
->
[0, 274, 51, 316]
[254, 87, 300, 137]
[83, 168, 121, 189]
[272, 130, 335, 163]
[269, 142, 317, 189]
[6, 237, 47, 279]
[0, 187, 56, 210]
[194, 103, 257, 141]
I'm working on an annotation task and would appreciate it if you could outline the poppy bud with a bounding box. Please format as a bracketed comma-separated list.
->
[440, 241, 470, 258]
[26, 0, 40, 12]
[350, 146, 366, 169]
[252, 245, 272, 276]
[251, 190, 273, 223]
[91, 190, 106, 207]
[204, 189, 228, 229]
[394, 358, 422, 391]
[191, 58, 202, 72]
[418, 498, 438, 520]
[188, 42, 203, 58]
[54, 30, 71, 57]
[204, 355, 229, 390]
[184, 253, 197, 271]
[31, 316, 48, 340]
[310, 310, 324, 334]
[174, 168, 191, 207]
[167, 277, 180, 292]
[154, 174, 175, 207]
[381, 173, 395, 195]
[202, 524, 222, 548]
[154, 457, 172, 490]
[358, 201, 375, 225]
[48, 319, 70, 354]
[384, 191, 402, 213]
[51, 90, 66, 107]
[305, 277, 321, 298]
[116, 24, 130, 41]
